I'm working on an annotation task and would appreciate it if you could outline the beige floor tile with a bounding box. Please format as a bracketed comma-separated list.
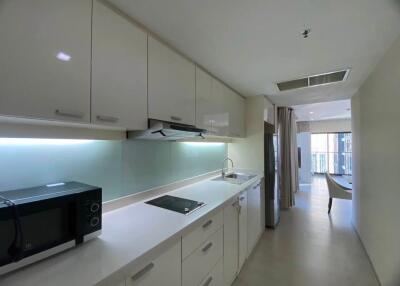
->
[233, 175, 379, 286]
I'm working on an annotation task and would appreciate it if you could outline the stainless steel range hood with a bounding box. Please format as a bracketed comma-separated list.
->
[128, 119, 207, 141]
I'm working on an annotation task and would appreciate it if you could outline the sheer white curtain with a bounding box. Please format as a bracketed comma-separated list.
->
[278, 107, 299, 209]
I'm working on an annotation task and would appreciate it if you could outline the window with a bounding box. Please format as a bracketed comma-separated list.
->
[311, 132, 352, 175]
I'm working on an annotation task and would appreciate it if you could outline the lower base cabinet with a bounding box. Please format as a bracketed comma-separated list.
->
[247, 181, 262, 256]
[223, 180, 263, 286]
[101, 180, 263, 286]
[199, 258, 223, 286]
[182, 228, 223, 286]
[126, 240, 181, 286]
[238, 192, 248, 272]
[223, 197, 239, 286]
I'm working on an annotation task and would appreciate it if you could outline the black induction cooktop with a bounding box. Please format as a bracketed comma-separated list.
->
[145, 195, 205, 215]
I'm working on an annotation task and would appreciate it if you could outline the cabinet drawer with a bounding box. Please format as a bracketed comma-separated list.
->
[126, 240, 181, 286]
[182, 227, 223, 286]
[198, 258, 223, 286]
[182, 210, 223, 259]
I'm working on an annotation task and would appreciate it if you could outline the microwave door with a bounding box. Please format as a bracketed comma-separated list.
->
[0, 195, 76, 268]
[0, 211, 17, 266]
[19, 197, 76, 258]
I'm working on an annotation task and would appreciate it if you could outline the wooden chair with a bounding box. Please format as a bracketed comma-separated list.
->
[325, 173, 352, 214]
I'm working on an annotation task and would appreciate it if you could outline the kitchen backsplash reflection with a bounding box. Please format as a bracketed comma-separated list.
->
[0, 139, 227, 201]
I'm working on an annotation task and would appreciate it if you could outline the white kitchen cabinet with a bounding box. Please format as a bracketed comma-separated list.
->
[182, 210, 223, 259]
[238, 192, 248, 271]
[223, 197, 239, 286]
[247, 181, 263, 256]
[196, 68, 229, 136]
[126, 240, 181, 286]
[104, 280, 126, 286]
[198, 258, 223, 286]
[0, 0, 91, 123]
[92, 0, 147, 129]
[182, 227, 223, 286]
[226, 89, 245, 138]
[148, 36, 196, 125]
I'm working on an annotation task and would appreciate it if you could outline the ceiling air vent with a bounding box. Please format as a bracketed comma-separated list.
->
[277, 69, 350, 91]
[277, 77, 308, 91]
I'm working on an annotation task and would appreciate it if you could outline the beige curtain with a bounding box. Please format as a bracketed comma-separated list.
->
[278, 107, 299, 209]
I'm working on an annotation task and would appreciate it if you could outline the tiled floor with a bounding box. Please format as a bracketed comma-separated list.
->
[233, 175, 379, 286]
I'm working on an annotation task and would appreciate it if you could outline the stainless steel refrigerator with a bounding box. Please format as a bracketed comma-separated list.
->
[264, 122, 280, 228]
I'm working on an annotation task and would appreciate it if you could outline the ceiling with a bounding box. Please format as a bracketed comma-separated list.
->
[293, 99, 351, 122]
[111, 0, 400, 106]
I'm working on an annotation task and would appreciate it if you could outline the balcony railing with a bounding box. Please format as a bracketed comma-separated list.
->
[311, 152, 352, 175]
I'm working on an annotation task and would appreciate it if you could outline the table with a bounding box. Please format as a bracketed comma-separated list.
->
[332, 175, 352, 191]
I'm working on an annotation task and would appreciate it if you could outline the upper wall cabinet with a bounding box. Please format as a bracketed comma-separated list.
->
[92, 0, 147, 130]
[196, 68, 229, 136]
[148, 36, 196, 125]
[0, 0, 91, 123]
[195, 67, 245, 137]
[227, 89, 246, 138]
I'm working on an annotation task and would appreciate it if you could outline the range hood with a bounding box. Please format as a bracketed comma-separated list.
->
[128, 119, 207, 141]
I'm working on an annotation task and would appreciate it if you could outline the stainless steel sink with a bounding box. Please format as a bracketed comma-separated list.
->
[212, 172, 256, 185]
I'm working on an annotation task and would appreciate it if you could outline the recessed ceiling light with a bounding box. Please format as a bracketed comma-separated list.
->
[309, 111, 314, 114]
[56, 51, 71, 62]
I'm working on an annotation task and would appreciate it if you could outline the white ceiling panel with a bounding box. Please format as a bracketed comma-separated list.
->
[293, 99, 351, 121]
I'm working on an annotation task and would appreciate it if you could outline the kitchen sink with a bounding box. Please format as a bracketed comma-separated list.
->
[212, 172, 256, 185]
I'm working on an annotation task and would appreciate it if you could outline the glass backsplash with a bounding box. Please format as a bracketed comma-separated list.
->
[0, 139, 227, 201]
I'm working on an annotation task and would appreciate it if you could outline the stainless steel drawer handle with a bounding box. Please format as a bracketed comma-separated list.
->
[131, 262, 154, 281]
[170, 116, 182, 121]
[203, 276, 213, 286]
[55, 109, 84, 119]
[96, 115, 119, 123]
[202, 220, 213, 229]
[202, 242, 213, 253]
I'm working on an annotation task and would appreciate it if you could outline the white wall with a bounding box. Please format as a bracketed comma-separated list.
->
[264, 96, 275, 126]
[352, 35, 400, 286]
[307, 119, 351, 133]
[297, 132, 311, 184]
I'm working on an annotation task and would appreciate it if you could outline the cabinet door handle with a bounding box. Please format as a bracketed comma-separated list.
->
[96, 115, 119, 123]
[170, 116, 182, 121]
[203, 276, 213, 286]
[202, 220, 213, 229]
[232, 197, 239, 207]
[55, 109, 84, 119]
[202, 242, 213, 253]
[131, 262, 154, 281]
[239, 196, 245, 201]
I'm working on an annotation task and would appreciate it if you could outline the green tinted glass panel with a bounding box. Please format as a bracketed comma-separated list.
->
[0, 139, 227, 201]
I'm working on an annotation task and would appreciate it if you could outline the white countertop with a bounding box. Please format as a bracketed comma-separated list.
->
[0, 170, 262, 286]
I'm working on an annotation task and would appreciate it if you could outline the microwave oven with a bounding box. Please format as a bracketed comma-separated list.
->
[0, 182, 102, 275]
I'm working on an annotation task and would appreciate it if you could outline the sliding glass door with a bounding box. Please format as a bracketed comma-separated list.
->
[311, 132, 352, 175]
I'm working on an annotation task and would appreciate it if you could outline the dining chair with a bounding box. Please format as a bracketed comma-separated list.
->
[325, 173, 352, 214]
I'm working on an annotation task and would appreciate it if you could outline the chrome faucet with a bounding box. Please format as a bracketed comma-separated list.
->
[222, 157, 234, 178]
